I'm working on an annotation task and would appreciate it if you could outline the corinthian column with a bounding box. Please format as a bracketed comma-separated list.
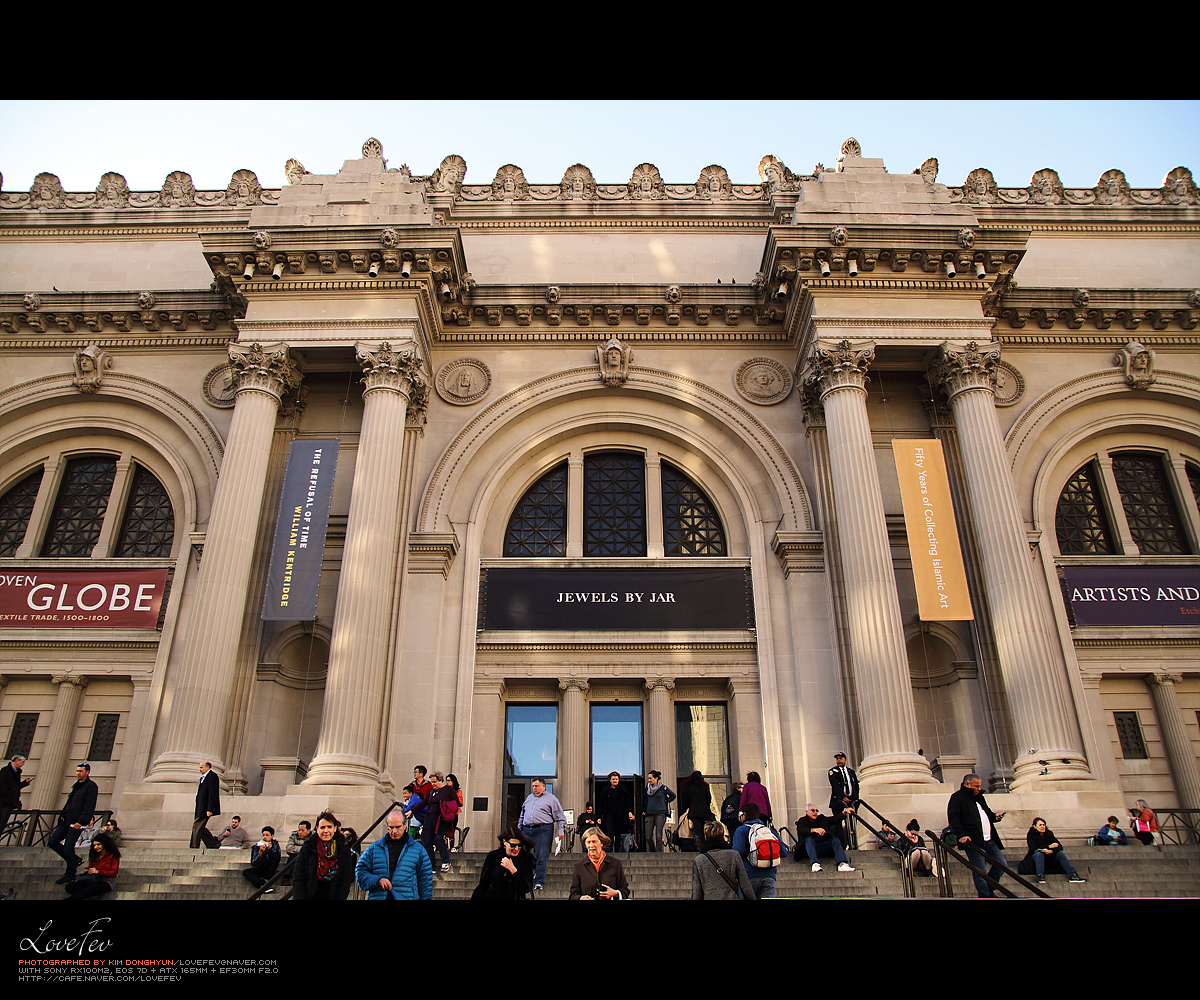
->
[930, 342, 1085, 785]
[29, 676, 88, 811]
[804, 341, 933, 784]
[1147, 673, 1200, 810]
[644, 678, 676, 781]
[305, 343, 426, 785]
[149, 343, 300, 780]
[559, 678, 589, 816]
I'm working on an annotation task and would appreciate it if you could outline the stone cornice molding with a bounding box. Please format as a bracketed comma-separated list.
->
[804, 339, 875, 400]
[997, 287, 1197, 334]
[929, 341, 1000, 401]
[0, 290, 236, 337]
[0, 638, 162, 650]
[476, 641, 757, 653]
[407, 532, 459, 576]
[228, 342, 301, 402]
[771, 531, 825, 575]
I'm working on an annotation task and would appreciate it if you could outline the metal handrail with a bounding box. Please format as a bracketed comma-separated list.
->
[924, 828, 1051, 899]
[0, 809, 113, 848]
[248, 800, 399, 900]
[848, 808, 916, 898]
[1149, 809, 1200, 846]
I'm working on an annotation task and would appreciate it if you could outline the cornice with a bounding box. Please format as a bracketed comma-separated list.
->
[812, 316, 995, 329]
[996, 287, 1197, 334]
[476, 641, 758, 652]
[0, 290, 237, 338]
[0, 335, 234, 349]
[981, 222, 1200, 236]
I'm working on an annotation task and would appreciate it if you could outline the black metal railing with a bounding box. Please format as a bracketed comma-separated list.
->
[850, 798, 918, 898]
[0, 809, 113, 848]
[924, 828, 1050, 899]
[1151, 809, 1199, 846]
[248, 801, 399, 900]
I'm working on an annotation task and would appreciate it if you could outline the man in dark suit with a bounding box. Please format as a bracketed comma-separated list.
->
[947, 772, 1007, 897]
[0, 754, 32, 837]
[48, 762, 98, 883]
[828, 752, 859, 844]
[191, 761, 221, 848]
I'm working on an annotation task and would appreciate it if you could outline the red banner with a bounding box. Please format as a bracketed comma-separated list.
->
[0, 568, 168, 628]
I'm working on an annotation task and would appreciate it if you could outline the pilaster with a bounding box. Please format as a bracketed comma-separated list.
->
[644, 677, 676, 782]
[28, 675, 88, 811]
[559, 678, 589, 817]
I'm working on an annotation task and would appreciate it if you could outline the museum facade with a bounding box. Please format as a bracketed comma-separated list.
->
[1, 138, 1197, 845]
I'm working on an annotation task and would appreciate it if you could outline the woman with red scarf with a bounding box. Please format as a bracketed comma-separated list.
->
[292, 811, 354, 900]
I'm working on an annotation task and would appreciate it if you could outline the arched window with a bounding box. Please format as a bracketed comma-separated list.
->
[1055, 462, 1114, 555]
[1109, 452, 1188, 555]
[115, 466, 176, 558]
[41, 456, 118, 556]
[504, 452, 727, 558]
[0, 469, 43, 557]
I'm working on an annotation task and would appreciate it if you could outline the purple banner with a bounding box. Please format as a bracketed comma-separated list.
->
[262, 439, 338, 621]
[1063, 566, 1200, 625]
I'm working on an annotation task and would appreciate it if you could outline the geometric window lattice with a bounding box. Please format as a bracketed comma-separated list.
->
[40, 455, 117, 557]
[0, 468, 44, 557]
[1113, 711, 1148, 760]
[504, 462, 567, 557]
[662, 461, 726, 556]
[1188, 463, 1200, 512]
[4, 713, 39, 759]
[1110, 452, 1189, 555]
[1055, 461, 1114, 555]
[87, 714, 120, 762]
[115, 465, 175, 557]
[584, 452, 646, 557]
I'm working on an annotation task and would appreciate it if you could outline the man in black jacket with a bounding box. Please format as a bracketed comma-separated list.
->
[0, 754, 32, 837]
[946, 773, 1007, 897]
[48, 762, 98, 883]
[191, 761, 221, 848]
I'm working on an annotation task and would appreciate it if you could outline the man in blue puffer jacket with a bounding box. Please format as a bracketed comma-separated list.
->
[355, 810, 433, 900]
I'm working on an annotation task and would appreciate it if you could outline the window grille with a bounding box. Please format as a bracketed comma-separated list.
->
[1110, 452, 1188, 554]
[0, 469, 43, 557]
[662, 462, 726, 556]
[504, 462, 567, 557]
[1055, 462, 1114, 555]
[1113, 711, 1148, 759]
[4, 713, 38, 759]
[584, 452, 645, 557]
[40, 456, 117, 557]
[88, 714, 121, 762]
[115, 466, 175, 557]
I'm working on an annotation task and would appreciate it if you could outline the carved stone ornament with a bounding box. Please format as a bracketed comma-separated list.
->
[758, 154, 799, 192]
[992, 359, 1026, 407]
[560, 164, 596, 201]
[1073, 288, 1090, 308]
[159, 171, 196, 208]
[362, 137, 384, 159]
[734, 357, 793, 405]
[94, 172, 129, 209]
[1029, 168, 1065, 205]
[356, 341, 423, 395]
[1094, 168, 1132, 205]
[1114, 340, 1156, 389]
[227, 342, 301, 401]
[695, 165, 732, 201]
[962, 168, 998, 204]
[224, 169, 262, 206]
[546, 286, 561, 304]
[840, 137, 862, 158]
[804, 340, 875, 399]
[958, 228, 976, 249]
[628, 163, 664, 200]
[435, 357, 492, 405]
[136, 291, 156, 310]
[253, 230, 272, 250]
[380, 227, 401, 249]
[1189, 290, 1200, 309]
[23, 292, 41, 311]
[430, 154, 466, 195]
[491, 164, 530, 201]
[597, 336, 632, 387]
[72, 344, 112, 393]
[917, 157, 939, 183]
[202, 362, 239, 408]
[930, 341, 1001, 400]
[29, 172, 65, 210]
[1162, 166, 1199, 205]
[285, 159, 307, 185]
[829, 226, 848, 247]
[665, 284, 682, 304]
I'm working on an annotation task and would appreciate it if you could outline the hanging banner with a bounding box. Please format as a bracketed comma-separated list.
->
[893, 439, 974, 621]
[0, 567, 168, 628]
[262, 439, 338, 621]
[1063, 566, 1200, 625]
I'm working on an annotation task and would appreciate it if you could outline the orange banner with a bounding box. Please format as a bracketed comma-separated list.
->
[892, 439, 973, 621]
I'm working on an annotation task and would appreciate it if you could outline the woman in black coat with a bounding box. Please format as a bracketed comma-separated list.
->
[292, 811, 354, 900]
[471, 826, 536, 900]
[1023, 817, 1086, 885]
[680, 771, 713, 853]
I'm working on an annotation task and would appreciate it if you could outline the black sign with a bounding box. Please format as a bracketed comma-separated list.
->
[481, 567, 754, 630]
[1063, 565, 1200, 626]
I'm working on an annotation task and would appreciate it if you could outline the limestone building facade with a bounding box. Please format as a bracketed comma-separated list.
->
[1, 139, 1197, 845]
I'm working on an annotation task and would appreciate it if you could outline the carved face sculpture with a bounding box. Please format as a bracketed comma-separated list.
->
[1131, 349, 1150, 370]
[973, 176, 989, 196]
[640, 174, 652, 192]
[456, 370, 473, 393]
[607, 347, 621, 368]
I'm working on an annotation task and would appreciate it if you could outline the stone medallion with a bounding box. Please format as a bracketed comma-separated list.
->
[435, 357, 492, 405]
[202, 362, 238, 408]
[993, 359, 1025, 407]
[734, 357, 793, 405]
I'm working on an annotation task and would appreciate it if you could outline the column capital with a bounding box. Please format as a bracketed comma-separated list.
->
[1148, 672, 1184, 688]
[356, 341, 424, 398]
[51, 674, 89, 690]
[559, 677, 590, 694]
[930, 341, 1001, 401]
[228, 341, 301, 402]
[803, 339, 875, 400]
[644, 677, 675, 694]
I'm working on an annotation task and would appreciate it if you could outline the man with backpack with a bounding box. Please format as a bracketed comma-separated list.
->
[731, 802, 787, 898]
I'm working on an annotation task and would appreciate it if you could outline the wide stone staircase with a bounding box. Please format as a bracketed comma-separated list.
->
[5, 841, 1197, 900]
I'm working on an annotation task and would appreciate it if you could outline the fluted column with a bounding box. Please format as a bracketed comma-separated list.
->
[1147, 673, 1200, 810]
[29, 676, 88, 811]
[305, 343, 426, 785]
[559, 678, 589, 814]
[804, 340, 932, 784]
[644, 678, 676, 780]
[149, 343, 300, 780]
[931, 342, 1085, 785]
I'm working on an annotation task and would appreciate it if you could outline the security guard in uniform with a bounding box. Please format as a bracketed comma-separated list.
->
[828, 752, 859, 846]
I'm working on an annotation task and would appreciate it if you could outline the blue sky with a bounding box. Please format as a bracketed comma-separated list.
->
[2, 100, 1196, 193]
